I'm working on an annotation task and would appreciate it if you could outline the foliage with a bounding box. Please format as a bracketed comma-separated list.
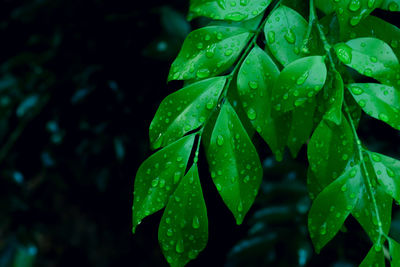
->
[133, 0, 400, 266]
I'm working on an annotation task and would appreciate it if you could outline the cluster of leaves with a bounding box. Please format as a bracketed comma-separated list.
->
[132, 0, 400, 266]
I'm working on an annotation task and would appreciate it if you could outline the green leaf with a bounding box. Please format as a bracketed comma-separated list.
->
[308, 117, 355, 188]
[352, 152, 392, 243]
[366, 151, 400, 203]
[347, 83, 400, 130]
[272, 56, 327, 112]
[330, 0, 383, 36]
[346, 15, 400, 60]
[168, 26, 251, 81]
[237, 46, 288, 159]
[389, 238, 400, 266]
[334, 38, 400, 88]
[158, 165, 208, 267]
[323, 72, 344, 125]
[205, 101, 262, 224]
[315, 0, 335, 14]
[380, 0, 400, 11]
[359, 245, 385, 267]
[287, 99, 316, 157]
[132, 134, 195, 232]
[308, 165, 362, 253]
[264, 5, 308, 66]
[150, 77, 226, 149]
[188, 0, 272, 22]
[209, 11, 264, 31]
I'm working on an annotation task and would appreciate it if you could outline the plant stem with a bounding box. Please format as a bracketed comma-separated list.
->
[310, 0, 384, 242]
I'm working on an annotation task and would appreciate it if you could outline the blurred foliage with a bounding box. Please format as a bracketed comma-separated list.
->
[0, 0, 400, 266]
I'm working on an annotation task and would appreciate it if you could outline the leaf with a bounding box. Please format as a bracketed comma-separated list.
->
[132, 134, 195, 232]
[264, 5, 308, 66]
[329, 0, 383, 37]
[168, 26, 251, 81]
[158, 165, 208, 267]
[308, 165, 362, 253]
[308, 117, 355, 189]
[315, 0, 335, 14]
[345, 87, 362, 128]
[389, 238, 400, 265]
[323, 72, 344, 125]
[150, 77, 226, 149]
[209, 11, 264, 31]
[352, 153, 392, 243]
[346, 15, 400, 60]
[359, 245, 385, 267]
[347, 83, 400, 130]
[272, 56, 327, 112]
[237, 46, 288, 159]
[188, 0, 272, 22]
[380, 0, 400, 11]
[287, 99, 317, 157]
[366, 151, 400, 203]
[334, 38, 400, 88]
[205, 101, 262, 224]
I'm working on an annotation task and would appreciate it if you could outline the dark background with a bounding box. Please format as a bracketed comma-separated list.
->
[0, 0, 400, 266]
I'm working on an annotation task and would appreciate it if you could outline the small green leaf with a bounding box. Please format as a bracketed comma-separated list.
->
[389, 238, 400, 266]
[347, 83, 400, 130]
[380, 0, 400, 11]
[264, 5, 308, 66]
[308, 117, 355, 188]
[158, 165, 208, 267]
[168, 26, 251, 81]
[308, 165, 362, 253]
[272, 56, 327, 112]
[287, 99, 316, 157]
[150, 77, 226, 149]
[334, 38, 400, 88]
[330, 0, 382, 36]
[188, 0, 272, 22]
[205, 101, 262, 224]
[132, 134, 195, 232]
[360, 245, 385, 267]
[237, 46, 288, 159]
[323, 72, 344, 125]
[366, 151, 400, 203]
[346, 15, 400, 60]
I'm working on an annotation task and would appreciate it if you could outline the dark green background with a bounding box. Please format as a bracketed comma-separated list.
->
[0, 0, 399, 266]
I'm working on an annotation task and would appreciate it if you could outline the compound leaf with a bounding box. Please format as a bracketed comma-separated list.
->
[380, 0, 400, 11]
[308, 116, 355, 189]
[205, 101, 262, 224]
[168, 26, 251, 81]
[150, 77, 226, 149]
[132, 134, 195, 232]
[264, 5, 308, 66]
[334, 38, 400, 88]
[188, 0, 272, 22]
[308, 165, 362, 253]
[158, 165, 208, 267]
[347, 83, 400, 130]
[237, 46, 288, 158]
[359, 245, 385, 267]
[272, 56, 327, 112]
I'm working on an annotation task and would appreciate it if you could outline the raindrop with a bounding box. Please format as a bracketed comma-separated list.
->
[192, 216, 200, 229]
[196, 69, 210, 78]
[247, 108, 257, 120]
[176, 239, 184, 253]
[217, 135, 224, 146]
[284, 29, 296, 44]
[296, 71, 309, 85]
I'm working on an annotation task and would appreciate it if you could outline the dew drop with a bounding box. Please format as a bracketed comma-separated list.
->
[192, 216, 200, 229]
[176, 239, 184, 253]
[247, 108, 257, 120]
[196, 69, 210, 78]
[350, 86, 363, 95]
[335, 44, 352, 64]
[217, 135, 224, 146]
[284, 29, 296, 44]
[296, 71, 309, 85]
[249, 81, 258, 89]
